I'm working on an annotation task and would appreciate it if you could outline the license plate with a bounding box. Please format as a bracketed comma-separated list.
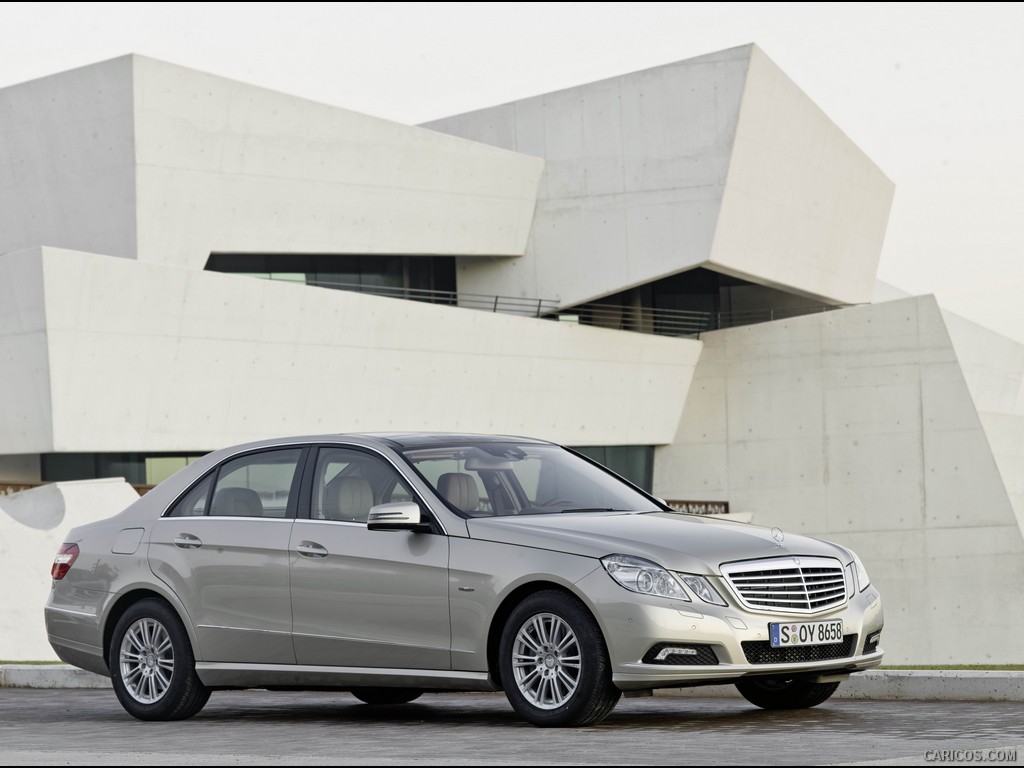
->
[770, 619, 844, 648]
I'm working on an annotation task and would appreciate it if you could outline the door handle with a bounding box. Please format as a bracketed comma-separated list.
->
[297, 541, 329, 558]
[173, 533, 203, 549]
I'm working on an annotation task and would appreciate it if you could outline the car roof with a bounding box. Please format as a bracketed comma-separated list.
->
[198, 432, 555, 457]
[362, 432, 554, 449]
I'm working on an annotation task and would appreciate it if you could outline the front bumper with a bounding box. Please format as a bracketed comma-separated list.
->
[573, 567, 885, 690]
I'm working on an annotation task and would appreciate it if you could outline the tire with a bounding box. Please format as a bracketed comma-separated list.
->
[499, 590, 620, 727]
[108, 598, 210, 721]
[350, 688, 423, 705]
[735, 677, 840, 710]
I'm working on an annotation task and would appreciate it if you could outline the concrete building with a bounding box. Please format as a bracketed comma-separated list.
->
[2, 44, 1021, 665]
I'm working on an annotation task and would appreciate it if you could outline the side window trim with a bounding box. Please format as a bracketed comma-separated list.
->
[295, 443, 317, 522]
[286, 445, 311, 520]
[163, 444, 312, 519]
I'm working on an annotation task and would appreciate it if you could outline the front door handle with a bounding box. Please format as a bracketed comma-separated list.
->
[296, 540, 329, 558]
[173, 533, 203, 549]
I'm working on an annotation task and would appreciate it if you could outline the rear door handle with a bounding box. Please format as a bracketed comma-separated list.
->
[173, 533, 203, 549]
[297, 541, 329, 559]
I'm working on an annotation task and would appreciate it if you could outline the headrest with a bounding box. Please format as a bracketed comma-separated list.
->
[323, 475, 374, 522]
[437, 472, 479, 513]
[211, 487, 264, 517]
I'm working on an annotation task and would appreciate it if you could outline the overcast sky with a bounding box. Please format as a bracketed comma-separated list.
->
[2, 2, 1022, 339]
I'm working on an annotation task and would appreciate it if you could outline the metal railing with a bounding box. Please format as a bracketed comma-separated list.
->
[301, 278, 562, 318]
[261, 275, 848, 335]
[714, 304, 846, 329]
[553, 303, 711, 336]
[553, 302, 847, 337]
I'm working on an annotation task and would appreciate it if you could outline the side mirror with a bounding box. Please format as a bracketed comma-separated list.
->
[367, 502, 428, 532]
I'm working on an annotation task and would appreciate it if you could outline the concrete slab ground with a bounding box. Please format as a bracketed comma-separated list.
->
[2, 665, 1022, 701]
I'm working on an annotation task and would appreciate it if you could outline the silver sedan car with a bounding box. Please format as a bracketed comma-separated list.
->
[46, 433, 883, 727]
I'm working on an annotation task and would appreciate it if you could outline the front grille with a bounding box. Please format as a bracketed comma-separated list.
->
[721, 557, 847, 614]
[742, 634, 857, 664]
[642, 643, 719, 666]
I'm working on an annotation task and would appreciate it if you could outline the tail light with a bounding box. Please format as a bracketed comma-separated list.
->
[51, 543, 79, 580]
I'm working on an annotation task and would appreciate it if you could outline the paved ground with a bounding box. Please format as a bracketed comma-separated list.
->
[0, 689, 1021, 765]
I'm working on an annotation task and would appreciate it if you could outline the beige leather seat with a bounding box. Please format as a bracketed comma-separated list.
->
[322, 475, 374, 522]
[438, 472, 480, 514]
[211, 487, 264, 517]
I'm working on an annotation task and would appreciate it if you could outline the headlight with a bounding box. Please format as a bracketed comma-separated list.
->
[601, 555, 690, 601]
[679, 575, 727, 606]
[851, 551, 870, 592]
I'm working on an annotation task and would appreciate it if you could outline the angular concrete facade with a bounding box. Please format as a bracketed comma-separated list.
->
[0, 480, 141, 660]
[425, 45, 893, 308]
[0, 246, 699, 454]
[652, 296, 1024, 663]
[0, 55, 544, 270]
[1, 46, 1021, 666]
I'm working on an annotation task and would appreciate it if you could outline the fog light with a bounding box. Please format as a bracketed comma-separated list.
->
[654, 646, 698, 661]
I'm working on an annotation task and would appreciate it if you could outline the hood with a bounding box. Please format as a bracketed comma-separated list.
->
[467, 512, 850, 575]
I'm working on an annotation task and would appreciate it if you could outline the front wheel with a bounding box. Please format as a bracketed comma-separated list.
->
[499, 590, 620, 727]
[108, 598, 210, 721]
[350, 688, 423, 705]
[735, 677, 840, 710]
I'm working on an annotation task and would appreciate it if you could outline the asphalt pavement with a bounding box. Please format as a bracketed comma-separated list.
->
[0, 688, 1021, 765]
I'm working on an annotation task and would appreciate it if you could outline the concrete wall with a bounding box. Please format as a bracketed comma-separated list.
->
[941, 310, 1024, 534]
[0, 479, 141, 660]
[426, 44, 893, 308]
[0, 57, 137, 262]
[653, 296, 1024, 664]
[130, 56, 543, 270]
[426, 46, 745, 307]
[942, 310, 1024, 417]
[0, 247, 701, 454]
[709, 47, 893, 304]
[0, 55, 544, 271]
[0, 251, 53, 453]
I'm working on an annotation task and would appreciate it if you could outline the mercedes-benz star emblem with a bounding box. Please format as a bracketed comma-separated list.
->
[771, 527, 785, 544]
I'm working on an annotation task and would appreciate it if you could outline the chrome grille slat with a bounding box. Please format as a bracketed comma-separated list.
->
[720, 557, 848, 614]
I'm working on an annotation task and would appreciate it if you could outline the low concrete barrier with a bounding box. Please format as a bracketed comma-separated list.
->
[2, 665, 1022, 701]
[653, 669, 1024, 702]
[0, 665, 110, 689]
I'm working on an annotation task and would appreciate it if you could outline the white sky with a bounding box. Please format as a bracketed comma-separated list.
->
[2, 2, 1023, 339]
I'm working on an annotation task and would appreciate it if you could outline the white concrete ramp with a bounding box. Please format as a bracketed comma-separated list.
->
[0, 479, 139, 660]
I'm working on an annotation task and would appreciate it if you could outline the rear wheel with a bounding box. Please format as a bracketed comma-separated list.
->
[735, 677, 840, 710]
[499, 590, 620, 727]
[350, 688, 423, 705]
[108, 598, 210, 721]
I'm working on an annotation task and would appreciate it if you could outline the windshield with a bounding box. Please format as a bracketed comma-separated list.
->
[399, 442, 663, 518]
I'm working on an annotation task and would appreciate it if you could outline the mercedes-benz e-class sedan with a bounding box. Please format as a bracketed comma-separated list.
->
[46, 433, 883, 727]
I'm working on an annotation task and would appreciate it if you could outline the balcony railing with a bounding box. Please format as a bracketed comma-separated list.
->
[290, 277, 848, 335]
[552, 302, 848, 336]
[303, 278, 561, 317]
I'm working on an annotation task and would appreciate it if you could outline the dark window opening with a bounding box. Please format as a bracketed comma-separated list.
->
[205, 253, 457, 305]
[559, 268, 842, 336]
[41, 453, 208, 486]
[571, 446, 654, 492]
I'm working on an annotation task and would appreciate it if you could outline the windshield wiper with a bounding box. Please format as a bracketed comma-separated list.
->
[558, 507, 626, 513]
